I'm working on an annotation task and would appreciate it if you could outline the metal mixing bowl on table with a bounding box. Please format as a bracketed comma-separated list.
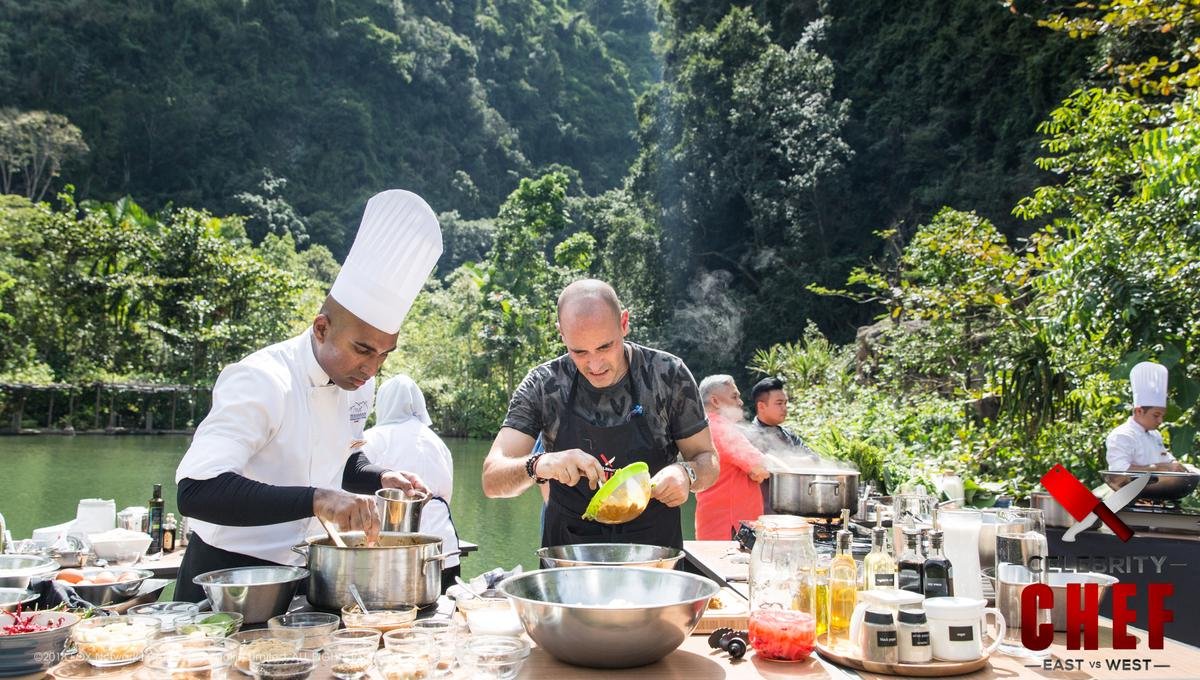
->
[535, 543, 685, 569]
[497, 566, 718, 668]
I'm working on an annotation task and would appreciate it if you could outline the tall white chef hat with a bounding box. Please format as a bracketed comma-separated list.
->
[1130, 361, 1168, 408]
[328, 190, 443, 334]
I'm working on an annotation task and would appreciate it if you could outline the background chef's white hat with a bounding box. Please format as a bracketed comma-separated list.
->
[1130, 361, 1168, 408]
[329, 190, 443, 334]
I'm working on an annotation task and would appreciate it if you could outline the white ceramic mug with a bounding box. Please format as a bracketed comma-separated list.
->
[923, 596, 1005, 662]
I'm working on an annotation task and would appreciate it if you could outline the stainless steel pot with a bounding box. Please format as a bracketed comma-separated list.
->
[1029, 492, 1075, 528]
[292, 532, 455, 610]
[767, 470, 859, 518]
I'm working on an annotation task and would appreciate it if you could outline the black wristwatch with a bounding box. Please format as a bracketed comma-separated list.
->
[526, 452, 549, 484]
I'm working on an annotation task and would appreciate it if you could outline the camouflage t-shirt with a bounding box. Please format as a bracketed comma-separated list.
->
[502, 342, 709, 458]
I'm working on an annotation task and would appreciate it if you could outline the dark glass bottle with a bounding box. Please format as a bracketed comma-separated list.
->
[896, 528, 924, 594]
[147, 483, 165, 555]
[922, 530, 954, 597]
[162, 512, 177, 553]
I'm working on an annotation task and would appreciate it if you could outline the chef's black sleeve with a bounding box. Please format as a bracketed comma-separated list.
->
[342, 451, 387, 494]
[177, 473, 316, 526]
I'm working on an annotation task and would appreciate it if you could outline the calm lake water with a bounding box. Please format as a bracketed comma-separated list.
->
[0, 435, 697, 579]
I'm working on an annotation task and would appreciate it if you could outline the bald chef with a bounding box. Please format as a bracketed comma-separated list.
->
[1106, 361, 1188, 473]
[173, 190, 443, 601]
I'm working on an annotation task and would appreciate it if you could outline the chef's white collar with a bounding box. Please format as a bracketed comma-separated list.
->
[304, 328, 333, 387]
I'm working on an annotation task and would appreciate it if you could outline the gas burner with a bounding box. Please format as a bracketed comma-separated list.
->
[1116, 502, 1200, 535]
[806, 517, 840, 543]
[734, 514, 871, 553]
[1130, 499, 1184, 512]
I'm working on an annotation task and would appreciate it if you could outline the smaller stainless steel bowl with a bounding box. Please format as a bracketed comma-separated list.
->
[499, 566, 718, 668]
[0, 555, 58, 590]
[62, 567, 155, 606]
[536, 543, 685, 570]
[1102, 470, 1200, 501]
[193, 566, 308, 624]
[0, 588, 38, 613]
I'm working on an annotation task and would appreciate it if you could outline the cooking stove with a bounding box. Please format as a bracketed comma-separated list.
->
[735, 515, 872, 558]
[1115, 499, 1200, 535]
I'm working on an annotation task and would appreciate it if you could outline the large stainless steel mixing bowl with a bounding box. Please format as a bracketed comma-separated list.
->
[193, 566, 307, 624]
[68, 567, 155, 606]
[536, 543, 685, 570]
[0, 555, 57, 590]
[497, 566, 718, 668]
[0, 610, 80, 677]
[0, 588, 38, 613]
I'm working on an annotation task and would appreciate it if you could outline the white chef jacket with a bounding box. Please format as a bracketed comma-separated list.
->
[1105, 416, 1176, 471]
[362, 422, 459, 568]
[176, 329, 375, 565]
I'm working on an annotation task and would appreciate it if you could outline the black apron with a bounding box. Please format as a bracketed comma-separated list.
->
[173, 532, 286, 603]
[541, 361, 683, 549]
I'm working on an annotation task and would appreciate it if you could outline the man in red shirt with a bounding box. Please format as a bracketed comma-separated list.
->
[695, 375, 770, 540]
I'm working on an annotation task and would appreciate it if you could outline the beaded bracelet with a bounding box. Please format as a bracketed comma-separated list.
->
[525, 452, 548, 484]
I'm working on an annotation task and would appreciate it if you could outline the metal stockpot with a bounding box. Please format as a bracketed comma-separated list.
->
[767, 470, 859, 518]
[292, 532, 455, 610]
[1029, 492, 1074, 528]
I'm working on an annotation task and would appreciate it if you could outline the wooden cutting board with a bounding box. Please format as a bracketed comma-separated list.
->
[693, 587, 750, 635]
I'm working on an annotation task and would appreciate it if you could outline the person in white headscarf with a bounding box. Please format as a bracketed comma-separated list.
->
[363, 374, 461, 589]
[1106, 361, 1187, 472]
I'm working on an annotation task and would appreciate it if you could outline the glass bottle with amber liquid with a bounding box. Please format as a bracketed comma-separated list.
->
[896, 528, 924, 594]
[863, 525, 897, 589]
[921, 530, 954, 597]
[827, 514, 859, 649]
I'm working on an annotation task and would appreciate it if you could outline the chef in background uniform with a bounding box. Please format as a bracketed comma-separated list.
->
[1106, 361, 1188, 472]
[172, 190, 443, 602]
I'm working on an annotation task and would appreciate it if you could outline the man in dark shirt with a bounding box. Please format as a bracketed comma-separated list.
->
[749, 377, 805, 448]
[747, 377, 816, 507]
[481, 279, 719, 549]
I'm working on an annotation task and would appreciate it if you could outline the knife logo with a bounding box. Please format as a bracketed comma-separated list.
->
[1040, 464, 1136, 542]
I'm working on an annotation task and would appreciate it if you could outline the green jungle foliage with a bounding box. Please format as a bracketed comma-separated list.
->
[0, 0, 655, 253]
[0, 191, 332, 385]
[2, 0, 1196, 502]
[770, 0, 1200, 499]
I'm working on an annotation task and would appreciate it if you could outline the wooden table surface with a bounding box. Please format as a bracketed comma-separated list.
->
[679, 540, 1200, 679]
[41, 541, 1200, 680]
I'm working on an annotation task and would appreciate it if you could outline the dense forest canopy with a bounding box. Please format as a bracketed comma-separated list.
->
[0, 0, 656, 251]
[3, 0, 1197, 498]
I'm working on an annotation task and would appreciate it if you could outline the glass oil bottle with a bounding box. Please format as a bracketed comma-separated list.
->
[827, 510, 859, 649]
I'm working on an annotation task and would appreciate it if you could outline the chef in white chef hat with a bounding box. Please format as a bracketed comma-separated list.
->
[1105, 361, 1188, 472]
[172, 190, 444, 602]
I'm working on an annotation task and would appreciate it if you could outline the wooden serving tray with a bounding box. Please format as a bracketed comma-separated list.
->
[815, 641, 990, 677]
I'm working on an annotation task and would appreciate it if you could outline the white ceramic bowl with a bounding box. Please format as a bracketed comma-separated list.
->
[88, 529, 153, 564]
